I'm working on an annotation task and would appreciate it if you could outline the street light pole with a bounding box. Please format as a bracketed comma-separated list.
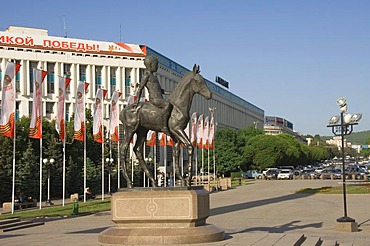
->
[43, 158, 54, 204]
[327, 97, 362, 229]
[339, 111, 349, 221]
[209, 107, 216, 182]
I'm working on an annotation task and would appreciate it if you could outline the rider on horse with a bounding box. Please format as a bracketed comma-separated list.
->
[135, 55, 172, 133]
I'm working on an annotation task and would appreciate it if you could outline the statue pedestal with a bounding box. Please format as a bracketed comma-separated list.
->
[98, 187, 224, 245]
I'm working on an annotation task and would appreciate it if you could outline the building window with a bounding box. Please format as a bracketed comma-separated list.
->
[63, 63, 71, 77]
[95, 66, 102, 87]
[29, 61, 38, 93]
[110, 67, 117, 91]
[46, 102, 54, 114]
[47, 63, 55, 93]
[79, 65, 87, 82]
[125, 68, 132, 86]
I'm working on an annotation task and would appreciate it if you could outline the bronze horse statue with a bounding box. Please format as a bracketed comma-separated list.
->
[119, 64, 212, 188]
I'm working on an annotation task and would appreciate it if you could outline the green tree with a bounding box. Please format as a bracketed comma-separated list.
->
[214, 128, 243, 176]
[244, 134, 289, 170]
[17, 141, 39, 198]
[0, 136, 14, 203]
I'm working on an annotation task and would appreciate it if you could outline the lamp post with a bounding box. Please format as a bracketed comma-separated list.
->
[106, 158, 113, 195]
[327, 97, 362, 228]
[42, 158, 55, 204]
[209, 107, 216, 182]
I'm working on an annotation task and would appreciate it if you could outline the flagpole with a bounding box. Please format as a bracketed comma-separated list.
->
[131, 145, 134, 184]
[62, 80, 66, 206]
[164, 145, 167, 187]
[131, 157, 134, 184]
[201, 147, 204, 184]
[101, 94, 105, 200]
[83, 87, 86, 203]
[172, 153, 175, 187]
[195, 147, 198, 185]
[143, 147, 146, 187]
[39, 79, 43, 209]
[181, 147, 184, 177]
[117, 133, 120, 189]
[207, 148, 210, 185]
[11, 126, 16, 214]
[11, 71, 17, 213]
[154, 142, 157, 179]
[116, 100, 120, 189]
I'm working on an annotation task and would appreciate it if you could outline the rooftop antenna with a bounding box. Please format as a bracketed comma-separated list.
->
[119, 24, 122, 42]
[63, 17, 68, 38]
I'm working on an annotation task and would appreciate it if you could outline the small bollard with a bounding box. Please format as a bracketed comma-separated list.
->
[72, 198, 79, 215]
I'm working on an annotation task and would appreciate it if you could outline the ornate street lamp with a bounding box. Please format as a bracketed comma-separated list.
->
[327, 97, 362, 229]
[43, 158, 55, 204]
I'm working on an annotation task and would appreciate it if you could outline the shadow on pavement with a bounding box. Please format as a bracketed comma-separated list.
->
[229, 220, 323, 234]
[66, 227, 110, 234]
[211, 192, 313, 216]
[0, 234, 27, 239]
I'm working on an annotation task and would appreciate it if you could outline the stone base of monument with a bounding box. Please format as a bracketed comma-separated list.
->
[98, 187, 224, 245]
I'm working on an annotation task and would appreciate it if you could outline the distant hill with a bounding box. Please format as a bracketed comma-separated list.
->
[321, 130, 370, 145]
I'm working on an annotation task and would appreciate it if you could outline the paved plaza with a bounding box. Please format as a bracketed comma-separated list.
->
[1, 179, 370, 245]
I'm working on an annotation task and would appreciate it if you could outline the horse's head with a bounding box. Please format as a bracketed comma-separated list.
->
[191, 64, 212, 100]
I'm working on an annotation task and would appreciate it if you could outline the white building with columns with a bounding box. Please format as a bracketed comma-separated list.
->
[0, 26, 264, 131]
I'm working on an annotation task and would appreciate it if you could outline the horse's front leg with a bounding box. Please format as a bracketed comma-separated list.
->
[120, 133, 134, 188]
[168, 129, 194, 187]
[173, 141, 186, 186]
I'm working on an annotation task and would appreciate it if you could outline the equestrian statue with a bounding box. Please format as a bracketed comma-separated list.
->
[119, 55, 212, 188]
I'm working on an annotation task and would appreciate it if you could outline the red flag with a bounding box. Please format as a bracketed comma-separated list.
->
[93, 89, 107, 143]
[209, 117, 215, 149]
[29, 69, 47, 139]
[203, 116, 209, 150]
[167, 135, 174, 147]
[109, 91, 122, 142]
[197, 114, 204, 149]
[74, 82, 89, 141]
[191, 112, 197, 147]
[0, 62, 21, 138]
[146, 130, 156, 146]
[158, 132, 166, 146]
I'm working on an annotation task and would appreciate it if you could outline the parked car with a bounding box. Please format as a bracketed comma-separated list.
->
[319, 169, 342, 179]
[329, 169, 342, 179]
[264, 169, 280, 180]
[277, 169, 293, 180]
[262, 168, 279, 176]
[242, 170, 263, 179]
[301, 169, 319, 179]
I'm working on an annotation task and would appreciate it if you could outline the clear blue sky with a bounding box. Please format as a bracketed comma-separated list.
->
[2, 0, 370, 136]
